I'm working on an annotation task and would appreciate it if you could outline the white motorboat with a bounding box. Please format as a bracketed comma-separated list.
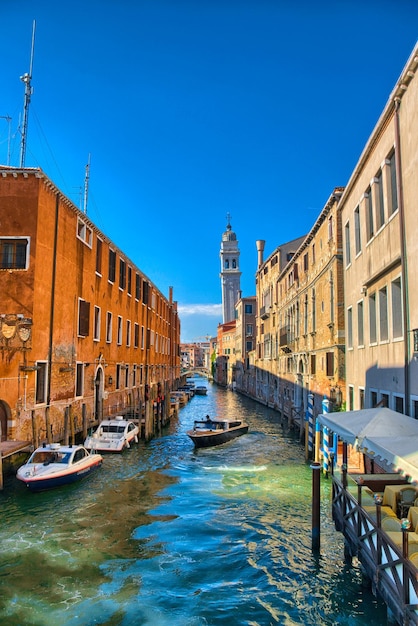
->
[16, 443, 103, 492]
[84, 416, 140, 453]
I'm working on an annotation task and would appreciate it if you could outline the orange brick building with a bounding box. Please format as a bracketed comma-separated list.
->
[0, 167, 181, 445]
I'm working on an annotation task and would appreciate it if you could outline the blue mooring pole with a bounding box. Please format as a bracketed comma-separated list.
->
[311, 461, 321, 551]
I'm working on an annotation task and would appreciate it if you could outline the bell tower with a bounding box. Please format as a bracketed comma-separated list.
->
[220, 214, 241, 323]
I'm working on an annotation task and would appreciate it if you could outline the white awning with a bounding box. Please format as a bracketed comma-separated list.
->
[317, 407, 418, 482]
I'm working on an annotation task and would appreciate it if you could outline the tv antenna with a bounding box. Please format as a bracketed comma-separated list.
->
[83, 154, 91, 214]
[19, 20, 36, 168]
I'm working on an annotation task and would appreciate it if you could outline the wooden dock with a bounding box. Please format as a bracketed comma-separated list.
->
[0, 440, 31, 490]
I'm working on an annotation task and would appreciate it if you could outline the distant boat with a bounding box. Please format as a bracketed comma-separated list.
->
[187, 418, 248, 448]
[16, 443, 103, 491]
[195, 386, 208, 395]
[84, 416, 140, 453]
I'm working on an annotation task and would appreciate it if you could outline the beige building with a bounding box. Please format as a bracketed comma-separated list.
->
[341, 43, 418, 415]
[254, 192, 345, 422]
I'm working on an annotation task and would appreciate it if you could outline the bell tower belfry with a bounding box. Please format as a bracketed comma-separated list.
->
[220, 214, 241, 323]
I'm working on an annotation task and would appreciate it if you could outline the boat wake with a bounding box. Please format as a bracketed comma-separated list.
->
[204, 464, 268, 473]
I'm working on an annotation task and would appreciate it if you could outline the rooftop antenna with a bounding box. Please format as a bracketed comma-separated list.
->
[19, 20, 36, 168]
[0, 115, 12, 165]
[83, 154, 91, 214]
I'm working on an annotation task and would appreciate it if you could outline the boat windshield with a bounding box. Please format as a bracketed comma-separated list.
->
[30, 451, 72, 464]
[101, 425, 126, 434]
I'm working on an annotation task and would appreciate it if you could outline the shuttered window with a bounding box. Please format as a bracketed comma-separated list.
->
[78, 299, 90, 337]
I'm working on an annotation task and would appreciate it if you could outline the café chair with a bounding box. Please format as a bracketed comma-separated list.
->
[381, 517, 402, 532]
[398, 487, 417, 518]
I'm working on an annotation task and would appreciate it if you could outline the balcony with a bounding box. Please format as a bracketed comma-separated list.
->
[260, 306, 270, 320]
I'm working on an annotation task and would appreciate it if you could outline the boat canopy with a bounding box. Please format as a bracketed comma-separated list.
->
[317, 407, 418, 482]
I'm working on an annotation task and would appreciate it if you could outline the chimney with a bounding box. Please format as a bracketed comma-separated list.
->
[256, 240, 265, 269]
[169, 286, 173, 304]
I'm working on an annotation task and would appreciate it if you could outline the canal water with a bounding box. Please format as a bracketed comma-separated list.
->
[0, 380, 387, 626]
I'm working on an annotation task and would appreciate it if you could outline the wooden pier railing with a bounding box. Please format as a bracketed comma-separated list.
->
[331, 475, 418, 626]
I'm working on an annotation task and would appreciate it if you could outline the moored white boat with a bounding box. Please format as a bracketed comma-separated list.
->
[84, 416, 139, 453]
[16, 443, 103, 492]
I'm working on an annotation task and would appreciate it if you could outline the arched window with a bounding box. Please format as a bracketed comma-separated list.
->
[232, 259, 237, 268]
[225, 259, 229, 269]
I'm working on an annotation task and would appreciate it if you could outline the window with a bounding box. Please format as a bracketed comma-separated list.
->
[225, 259, 229, 269]
[388, 150, 398, 215]
[133, 364, 137, 387]
[117, 316, 123, 345]
[119, 259, 126, 290]
[354, 206, 362, 255]
[0, 237, 29, 269]
[303, 252, 309, 271]
[392, 277, 403, 338]
[370, 390, 378, 407]
[116, 364, 121, 389]
[93, 306, 101, 341]
[108, 249, 116, 282]
[379, 286, 388, 342]
[143, 281, 149, 305]
[125, 365, 129, 388]
[347, 307, 353, 348]
[304, 294, 308, 334]
[344, 222, 351, 265]
[394, 395, 404, 413]
[75, 363, 83, 397]
[244, 304, 253, 314]
[135, 274, 141, 300]
[141, 326, 145, 349]
[78, 299, 90, 337]
[232, 259, 237, 268]
[310, 354, 316, 375]
[96, 238, 102, 275]
[357, 301, 364, 346]
[246, 324, 253, 335]
[106, 312, 112, 343]
[311, 289, 316, 333]
[35, 362, 47, 404]
[134, 323, 139, 348]
[312, 244, 315, 264]
[127, 267, 132, 296]
[77, 219, 92, 246]
[365, 188, 374, 241]
[369, 292, 377, 344]
[326, 352, 334, 377]
[348, 386, 354, 411]
[246, 341, 253, 351]
[374, 170, 385, 230]
[359, 388, 365, 409]
[126, 320, 131, 347]
[328, 216, 333, 240]
[381, 392, 389, 408]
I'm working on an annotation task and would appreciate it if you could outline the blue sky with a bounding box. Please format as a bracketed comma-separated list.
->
[1, 1, 417, 342]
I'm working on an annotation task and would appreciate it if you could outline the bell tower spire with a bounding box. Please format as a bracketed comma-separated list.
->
[219, 215, 241, 323]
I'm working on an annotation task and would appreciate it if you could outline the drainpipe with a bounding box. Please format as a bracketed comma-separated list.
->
[46, 192, 60, 441]
[394, 97, 410, 415]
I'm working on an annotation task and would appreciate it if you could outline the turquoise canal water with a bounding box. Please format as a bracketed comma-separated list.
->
[0, 381, 387, 625]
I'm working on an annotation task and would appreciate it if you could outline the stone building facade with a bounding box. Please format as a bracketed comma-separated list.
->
[0, 167, 181, 445]
[340, 43, 418, 415]
[253, 192, 345, 423]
